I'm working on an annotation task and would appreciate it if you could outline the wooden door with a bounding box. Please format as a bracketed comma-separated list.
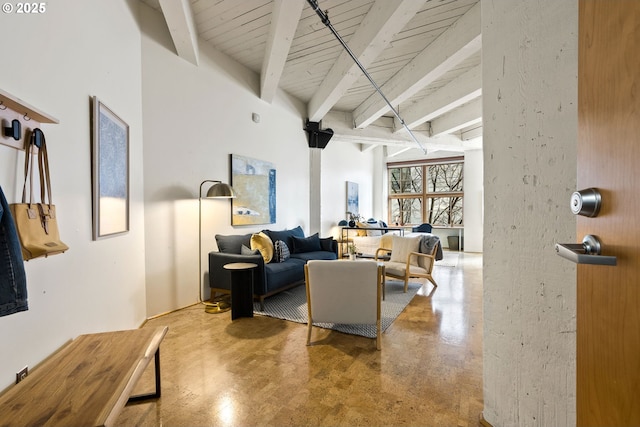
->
[577, 1, 640, 425]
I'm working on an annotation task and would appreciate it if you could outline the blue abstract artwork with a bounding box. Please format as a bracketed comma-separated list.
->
[346, 181, 359, 215]
[231, 154, 276, 225]
[92, 97, 129, 239]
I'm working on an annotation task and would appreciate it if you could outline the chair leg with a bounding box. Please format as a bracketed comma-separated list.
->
[307, 322, 312, 346]
[427, 276, 438, 287]
[403, 278, 409, 293]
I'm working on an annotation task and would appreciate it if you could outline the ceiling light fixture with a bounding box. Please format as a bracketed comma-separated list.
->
[306, 0, 427, 154]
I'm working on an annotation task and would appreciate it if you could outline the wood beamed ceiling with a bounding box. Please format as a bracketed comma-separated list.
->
[141, 0, 483, 156]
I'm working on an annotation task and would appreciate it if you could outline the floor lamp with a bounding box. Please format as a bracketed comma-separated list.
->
[199, 179, 236, 313]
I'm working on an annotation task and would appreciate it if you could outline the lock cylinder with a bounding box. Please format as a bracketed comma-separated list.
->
[571, 188, 602, 217]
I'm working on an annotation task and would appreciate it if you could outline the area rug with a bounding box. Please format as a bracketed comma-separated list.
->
[438, 251, 459, 267]
[253, 280, 421, 338]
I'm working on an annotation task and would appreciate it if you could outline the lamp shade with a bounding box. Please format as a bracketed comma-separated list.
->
[205, 182, 236, 198]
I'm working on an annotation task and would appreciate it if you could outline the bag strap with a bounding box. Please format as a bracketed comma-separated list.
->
[20, 130, 37, 206]
[36, 129, 53, 207]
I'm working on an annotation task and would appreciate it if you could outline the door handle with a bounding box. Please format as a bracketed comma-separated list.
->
[555, 235, 617, 266]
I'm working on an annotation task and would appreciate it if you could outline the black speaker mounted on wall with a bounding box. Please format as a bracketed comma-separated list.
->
[304, 119, 333, 149]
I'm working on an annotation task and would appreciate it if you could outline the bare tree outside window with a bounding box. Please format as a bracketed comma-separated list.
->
[388, 160, 463, 226]
[426, 163, 463, 226]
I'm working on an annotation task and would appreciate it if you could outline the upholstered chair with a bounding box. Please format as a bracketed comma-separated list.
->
[375, 235, 439, 292]
[304, 260, 384, 350]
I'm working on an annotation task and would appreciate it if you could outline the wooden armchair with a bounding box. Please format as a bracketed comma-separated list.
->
[304, 260, 384, 350]
[375, 235, 439, 292]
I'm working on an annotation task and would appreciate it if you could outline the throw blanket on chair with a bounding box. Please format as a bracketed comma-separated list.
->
[420, 234, 443, 260]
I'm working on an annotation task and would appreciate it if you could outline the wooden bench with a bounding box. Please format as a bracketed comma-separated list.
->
[0, 326, 168, 427]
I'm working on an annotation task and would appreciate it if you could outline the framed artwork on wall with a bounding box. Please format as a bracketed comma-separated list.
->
[346, 181, 359, 215]
[230, 154, 276, 225]
[91, 96, 129, 240]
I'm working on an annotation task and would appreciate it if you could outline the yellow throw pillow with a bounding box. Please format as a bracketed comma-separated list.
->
[356, 221, 369, 236]
[250, 232, 274, 263]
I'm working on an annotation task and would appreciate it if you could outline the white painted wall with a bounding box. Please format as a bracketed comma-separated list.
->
[464, 148, 483, 252]
[482, 1, 577, 425]
[319, 141, 376, 240]
[140, 5, 342, 316]
[0, 0, 146, 391]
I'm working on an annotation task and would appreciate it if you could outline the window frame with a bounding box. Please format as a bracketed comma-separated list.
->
[387, 156, 464, 227]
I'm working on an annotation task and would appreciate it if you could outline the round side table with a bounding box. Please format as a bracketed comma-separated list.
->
[223, 262, 258, 320]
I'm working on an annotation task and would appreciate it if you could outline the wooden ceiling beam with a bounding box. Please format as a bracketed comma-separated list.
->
[321, 110, 479, 153]
[260, 0, 304, 103]
[158, 0, 199, 66]
[307, 0, 426, 122]
[393, 64, 481, 131]
[460, 124, 483, 141]
[430, 97, 482, 137]
[353, 2, 481, 129]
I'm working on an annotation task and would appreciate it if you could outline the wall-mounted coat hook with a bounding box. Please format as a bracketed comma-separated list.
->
[33, 128, 43, 148]
[3, 119, 21, 140]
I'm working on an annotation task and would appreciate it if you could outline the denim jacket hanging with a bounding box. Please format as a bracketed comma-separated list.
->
[0, 185, 28, 316]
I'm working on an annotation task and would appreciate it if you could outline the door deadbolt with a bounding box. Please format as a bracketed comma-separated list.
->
[571, 188, 601, 217]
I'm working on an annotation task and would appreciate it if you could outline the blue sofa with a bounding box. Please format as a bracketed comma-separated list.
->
[209, 226, 337, 309]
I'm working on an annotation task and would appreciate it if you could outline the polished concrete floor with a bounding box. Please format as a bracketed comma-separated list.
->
[117, 252, 483, 427]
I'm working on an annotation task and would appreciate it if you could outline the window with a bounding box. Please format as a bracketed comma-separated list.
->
[388, 158, 463, 227]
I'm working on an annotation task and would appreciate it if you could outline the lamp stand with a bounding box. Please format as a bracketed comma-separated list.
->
[198, 179, 234, 314]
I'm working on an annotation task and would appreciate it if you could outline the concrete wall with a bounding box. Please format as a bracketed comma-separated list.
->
[482, 1, 577, 425]
[0, 0, 146, 391]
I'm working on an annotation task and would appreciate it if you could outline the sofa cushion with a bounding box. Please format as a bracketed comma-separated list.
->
[384, 261, 427, 276]
[291, 233, 322, 253]
[264, 258, 305, 292]
[379, 233, 394, 250]
[319, 237, 335, 252]
[290, 250, 337, 262]
[215, 233, 252, 254]
[241, 245, 259, 256]
[251, 232, 274, 263]
[273, 240, 291, 263]
[265, 226, 304, 249]
[390, 235, 422, 266]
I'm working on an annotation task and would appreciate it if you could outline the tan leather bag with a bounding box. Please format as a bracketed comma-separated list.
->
[9, 129, 68, 260]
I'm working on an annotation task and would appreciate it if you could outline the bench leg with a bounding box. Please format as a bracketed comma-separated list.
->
[127, 348, 161, 403]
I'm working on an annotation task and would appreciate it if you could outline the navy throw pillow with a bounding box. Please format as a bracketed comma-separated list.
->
[291, 233, 322, 253]
[319, 237, 335, 252]
[265, 226, 305, 249]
